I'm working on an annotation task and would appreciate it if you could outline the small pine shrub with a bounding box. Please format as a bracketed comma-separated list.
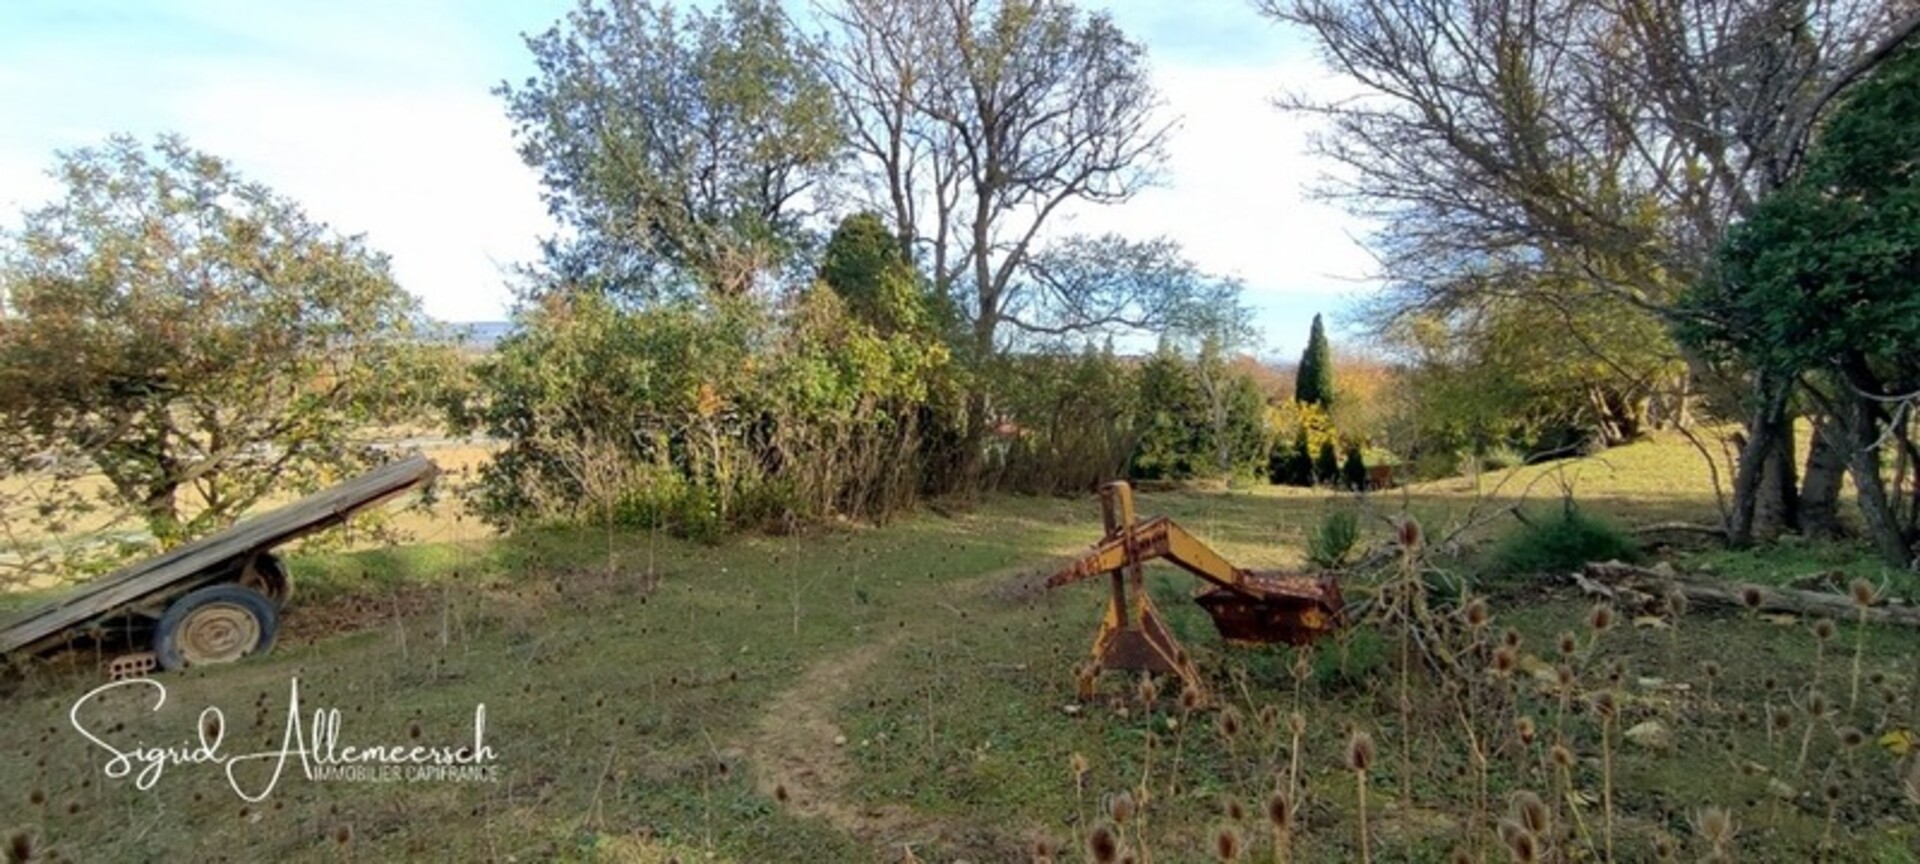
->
[1308, 509, 1360, 569]
[1489, 503, 1641, 576]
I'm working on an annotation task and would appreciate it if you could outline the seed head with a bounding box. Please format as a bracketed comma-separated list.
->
[1265, 789, 1294, 829]
[9, 831, 35, 864]
[1850, 577, 1878, 608]
[1588, 603, 1615, 634]
[1770, 705, 1794, 732]
[1179, 687, 1203, 712]
[1216, 708, 1242, 741]
[1556, 631, 1578, 658]
[1510, 790, 1549, 835]
[1070, 752, 1090, 790]
[1258, 704, 1279, 732]
[1740, 586, 1763, 610]
[1137, 674, 1161, 708]
[1515, 716, 1537, 746]
[1590, 691, 1617, 719]
[1222, 796, 1245, 822]
[1396, 515, 1423, 550]
[1213, 824, 1242, 861]
[774, 783, 789, 804]
[1346, 729, 1375, 773]
[1498, 819, 1539, 863]
[1813, 618, 1836, 641]
[1491, 646, 1518, 676]
[1839, 726, 1866, 749]
[1701, 660, 1721, 681]
[1549, 743, 1574, 768]
[1502, 627, 1522, 649]
[1555, 664, 1575, 690]
[1465, 597, 1491, 629]
[1088, 824, 1119, 864]
[1692, 806, 1736, 847]
[332, 824, 353, 846]
[1822, 780, 1842, 803]
[1108, 789, 1135, 825]
[1289, 711, 1307, 737]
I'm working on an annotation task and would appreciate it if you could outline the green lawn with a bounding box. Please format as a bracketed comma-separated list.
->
[3, 433, 1917, 862]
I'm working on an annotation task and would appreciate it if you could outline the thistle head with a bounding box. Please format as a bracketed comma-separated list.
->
[1346, 729, 1374, 773]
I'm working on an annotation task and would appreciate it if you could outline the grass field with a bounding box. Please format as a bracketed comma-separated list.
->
[3, 432, 1918, 862]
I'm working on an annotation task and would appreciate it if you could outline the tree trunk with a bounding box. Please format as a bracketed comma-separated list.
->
[1728, 380, 1790, 547]
[1844, 395, 1915, 567]
[1580, 561, 1920, 628]
[1800, 417, 1848, 539]
[1754, 409, 1799, 539]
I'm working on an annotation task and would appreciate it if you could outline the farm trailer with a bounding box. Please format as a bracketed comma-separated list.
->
[0, 455, 439, 677]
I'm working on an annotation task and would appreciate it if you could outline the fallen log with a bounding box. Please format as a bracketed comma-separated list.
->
[1579, 560, 1920, 629]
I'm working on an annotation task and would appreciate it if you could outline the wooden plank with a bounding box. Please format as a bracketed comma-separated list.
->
[0, 455, 439, 655]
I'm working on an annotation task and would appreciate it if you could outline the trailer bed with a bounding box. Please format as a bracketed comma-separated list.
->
[0, 455, 439, 657]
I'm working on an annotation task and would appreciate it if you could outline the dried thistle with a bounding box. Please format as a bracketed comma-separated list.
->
[1491, 646, 1518, 676]
[1465, 597, 1491, 629]
[1587, 603, 1615, 634]
[1849, 577, 1878, 608]
[1515, 715, 1537, 746]
[1216, 707, 1242, 741]
[1556, 631, 1577, 658]
[1222, 797, 1245, 822]
[1550, 743, 1575, 768]
[1347, 729, 1374, 773]
[1266, 788, 1294, 829]
[1088, 824, 1119, 864]
[1213, 824, 1242, 861]
[1510, 789, 1550, 835]
[1108, 789, 1135, 826]
[1664, 589, 1689, 619]
[1813, 618, 1836, 642]
[1740, 586, 1763, 610]
[1691, 806, 1736, 849]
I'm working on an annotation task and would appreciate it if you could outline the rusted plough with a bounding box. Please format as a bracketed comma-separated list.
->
[1046, 481, 1344, 700]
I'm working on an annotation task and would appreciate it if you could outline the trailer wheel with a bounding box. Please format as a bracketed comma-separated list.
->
[238, 552, 293, 609]
[154, 585, 279, 670]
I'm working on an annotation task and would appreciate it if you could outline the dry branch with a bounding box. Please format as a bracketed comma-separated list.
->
[1578, 560, 1920, 629]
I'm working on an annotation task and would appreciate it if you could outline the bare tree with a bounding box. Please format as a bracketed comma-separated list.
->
[816, 0, 1175, 357]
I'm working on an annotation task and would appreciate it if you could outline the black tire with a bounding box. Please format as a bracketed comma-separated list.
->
[154, 584, 279, 671]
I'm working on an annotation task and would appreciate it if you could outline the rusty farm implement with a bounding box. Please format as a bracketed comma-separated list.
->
[1045, 481, 1345, 699]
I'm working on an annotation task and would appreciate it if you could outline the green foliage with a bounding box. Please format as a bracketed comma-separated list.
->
[1341, 443, 1368, 490]
[1314, 439, 1340, 486]
[465, 287, 950, 536]
[1128, 344, 1270, 482]
[989, 348, 1138, 495]
[1307, 508, 1360, 569]
[0, 134, 441, 572]
[1683, 40, 1920, 381]
[1488, 502, 1642, 577]
[1286, 426, 1315, 486]
[1294, 313, 1336, 407]
[498, 0, 842, 298]
[818, 211, 944, 337]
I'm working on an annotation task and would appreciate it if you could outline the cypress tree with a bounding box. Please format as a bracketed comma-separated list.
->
[1315, 439, 1340, 486]
[1294, 313, 1336, 408]
[1342, 444, 1368, 491]
[1287, 427, 1315, 486]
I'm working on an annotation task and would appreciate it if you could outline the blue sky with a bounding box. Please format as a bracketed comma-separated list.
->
[0, 1, 1377, 360]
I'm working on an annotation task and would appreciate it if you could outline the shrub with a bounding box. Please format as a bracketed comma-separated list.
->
[1308, 509, 1361, 569]
[1488, 503, 1641, 576]
[1314, 440, 1340, 486]
[1341, 444, 1368, 490]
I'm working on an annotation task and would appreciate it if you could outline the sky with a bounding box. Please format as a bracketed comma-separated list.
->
[0, 0, 1378, 360]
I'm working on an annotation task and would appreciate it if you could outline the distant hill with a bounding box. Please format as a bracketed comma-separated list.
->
[438, 321, 513, 350]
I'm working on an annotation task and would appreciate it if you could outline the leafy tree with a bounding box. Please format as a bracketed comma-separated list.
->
[500, 0, 843, 299]
[819, 211, 941, 336]
[1342, 444, 1368, 491]
[1265, 0, 1920, 544]
[1295, 313, 1335, 408]
[1315, 439, 1340, 487]
[0, 135, 438, 559]
[1685, 39, 1920, 566]
[1129, 348, 1207, 480]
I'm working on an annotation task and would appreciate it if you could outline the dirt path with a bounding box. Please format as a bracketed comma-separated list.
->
[743, 630, 946, 857]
